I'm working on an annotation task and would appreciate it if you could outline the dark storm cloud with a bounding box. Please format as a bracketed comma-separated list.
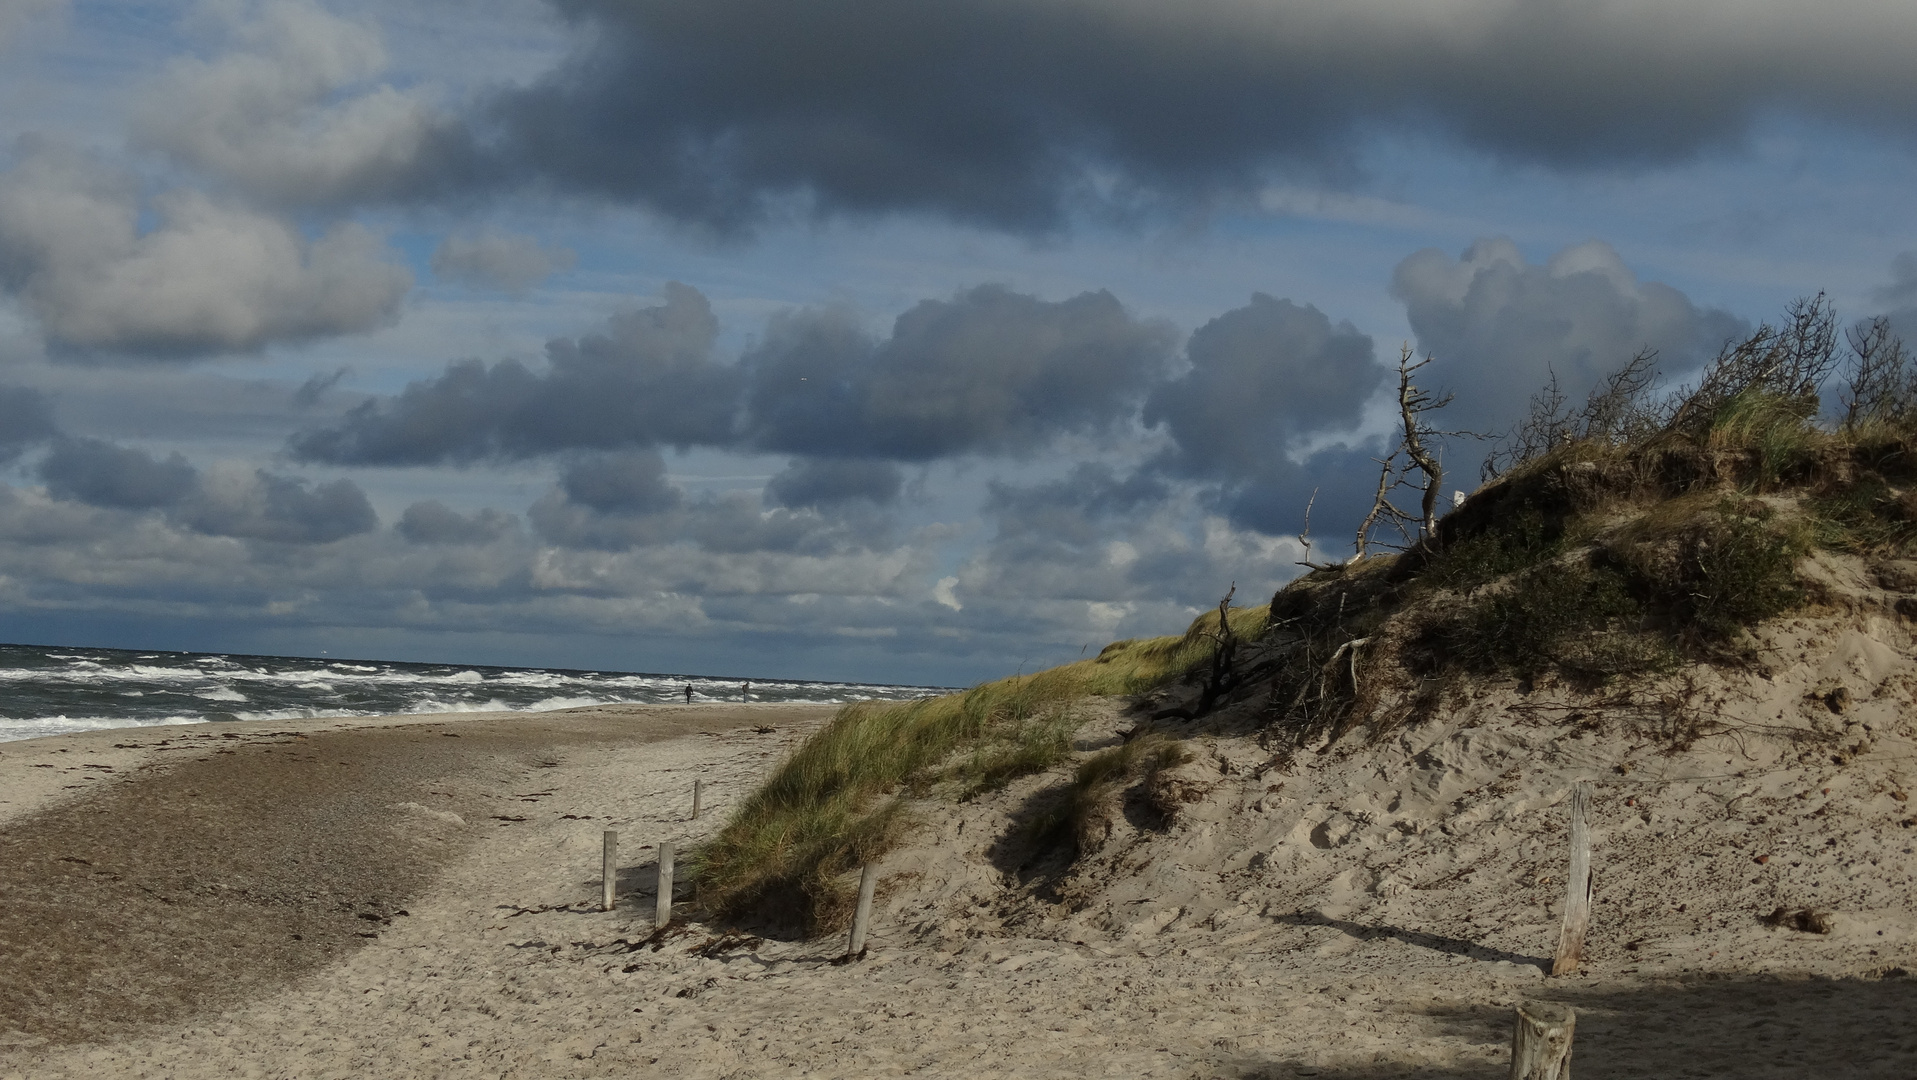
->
[530, 449, 893, 556]
[293, 283, 1173, 466]
[30, 433, 378, 546]
[955, 462, 1299, 615]
[1145, 294, 1381, 478]
[0, 385, 56, 462]
[416, 0, 1917, 231]
[1392, 238, 1747, 437]
[741, 285, 1174, 459]
[1135, 295, 1385, 536]
[39, 437, 197, 510]
[289, 283, 736, 464]
[764, 458, 903, 509]
[396, 501, 517, 545]
[177, 468, 378, 545]
[557, 450, 683, 514]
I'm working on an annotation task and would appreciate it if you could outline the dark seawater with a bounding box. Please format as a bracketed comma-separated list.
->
[0, 642, 951, 743]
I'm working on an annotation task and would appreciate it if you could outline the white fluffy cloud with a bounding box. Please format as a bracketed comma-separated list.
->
[131, 0, 464, 207]
[0, 140, 411, 357]
[1392, 237, 1747, 436]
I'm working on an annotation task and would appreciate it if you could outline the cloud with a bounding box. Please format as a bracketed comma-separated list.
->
[764, 458, 902, 509]
[741, 285, 1174, 459]
[0, 385, 56, 462]
[431, 229, 575, 294]
[396, 500, 517, 545]
[39, 437, 197, 509]
[177, 465, 378, 544]
[452, 0, 1917, 231]
[1145, 294, 1381, 479]
[555, 449, 682, 514]
[31, 434, 377, 545]
[290, 281, 733, 463]
[131, 0, 470, 207]
[528, 449, 892, 555]
[292, 367, 351, 409]
[293, 281, 1172, 465]
[0, 0, 60, 50]
[1392, 237, 1747, 437]
[946, 462, 1304, 638]
[0, 139, 412, 359]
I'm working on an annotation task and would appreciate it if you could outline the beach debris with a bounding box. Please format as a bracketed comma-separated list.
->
[602, 830, 618, 912]
[845, 862, 878, 960]
[1511, 1001, 1576, 1080]
[1551, 782, 1594, 977]
[1761, 906, 1834, 934]
[655, 842, 675, 929]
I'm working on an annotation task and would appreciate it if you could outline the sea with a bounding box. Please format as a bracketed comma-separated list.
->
[0, 641, 951, 744]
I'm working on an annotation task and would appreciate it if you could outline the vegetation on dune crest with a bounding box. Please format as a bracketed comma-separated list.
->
[1267, 295, 1917, 744]
[702, 293, 1917, 936]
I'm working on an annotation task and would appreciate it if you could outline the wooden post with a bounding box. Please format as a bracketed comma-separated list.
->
[654, 842, 675, 930]
[601, 830, 618, 912]
[1552, 781, 1593, 976]
[846, 863, 877, 958]
[1509, 1001, 1575, 1080]
[692, 779, 703, 820]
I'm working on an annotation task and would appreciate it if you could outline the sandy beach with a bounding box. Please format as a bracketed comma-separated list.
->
[3, 687, 1916, 1079]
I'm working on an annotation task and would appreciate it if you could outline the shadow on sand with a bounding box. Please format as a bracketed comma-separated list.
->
[1219, 971, 1917, 1079]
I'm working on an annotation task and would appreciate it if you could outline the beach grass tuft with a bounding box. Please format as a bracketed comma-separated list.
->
[693, 602, 1265, 933]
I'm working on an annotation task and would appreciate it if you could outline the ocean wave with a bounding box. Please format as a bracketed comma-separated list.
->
[0, 713, 207, 742]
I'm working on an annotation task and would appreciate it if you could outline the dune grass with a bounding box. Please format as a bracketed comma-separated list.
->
[693, 602, 1267, 933]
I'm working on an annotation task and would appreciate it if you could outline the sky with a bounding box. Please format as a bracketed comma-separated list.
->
[3, 0, 1917, 687]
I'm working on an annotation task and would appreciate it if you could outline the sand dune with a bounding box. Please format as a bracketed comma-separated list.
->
[3, 682, 1916, 1078]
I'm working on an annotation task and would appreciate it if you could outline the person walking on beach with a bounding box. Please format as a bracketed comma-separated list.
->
[683, 684, 692, 704]
[742, 680, 750, 702]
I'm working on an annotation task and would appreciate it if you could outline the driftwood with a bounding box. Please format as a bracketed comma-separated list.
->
[655, 842, 675, 930]
[846, 863, 878, 959]
[601, 830, 618, 912]
[1552, 782, 1593, 976]
[1510, 1001, 1576, 1080]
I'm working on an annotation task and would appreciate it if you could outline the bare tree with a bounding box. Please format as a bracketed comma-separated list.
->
[1484, 348, 1664, 480]
[1664, 292, 1840, 436]
[1353, 346, 1463, 559]
[1841, 316, 1913, 429]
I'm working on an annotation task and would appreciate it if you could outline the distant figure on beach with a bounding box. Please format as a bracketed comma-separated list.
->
[683, 684, 692, 704]
[742, 680, 750, 701]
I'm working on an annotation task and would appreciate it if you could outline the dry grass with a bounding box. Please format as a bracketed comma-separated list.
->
[694, 603, 1267, 934]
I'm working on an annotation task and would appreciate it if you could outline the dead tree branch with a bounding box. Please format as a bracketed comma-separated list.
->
[1354, 345, 1458, 559]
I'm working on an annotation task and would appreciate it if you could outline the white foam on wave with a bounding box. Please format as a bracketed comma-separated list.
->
[0, 713, 205, 744]
[197, 687, 249, 702]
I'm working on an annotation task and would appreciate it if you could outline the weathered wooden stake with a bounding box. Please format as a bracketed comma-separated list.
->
[601, 830, 618, 912]
[1509, 1001, 1576, 1080]
[846, 863, 877, 958]
[692, 779, 703, 820]
[1552, 781, 1593, 976]
[654, 842, 675, 929]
